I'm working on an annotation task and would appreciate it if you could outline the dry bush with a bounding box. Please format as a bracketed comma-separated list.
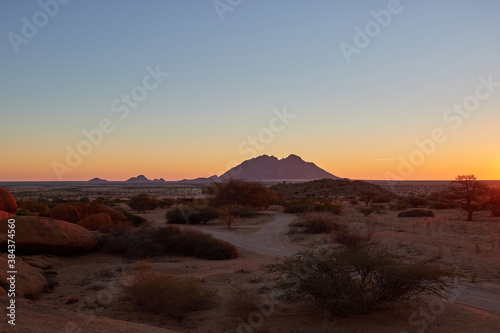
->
[228, 284, 261, 318]
[283, 199, 314, 214]
[304, 216, 340, 234]
[332, 229, 374, 250]
[166, 205, 222, 224]
[295, 213, 342, 234]
[314, 200, 343, 215]
[357, 206, 375, 216]
[16, 199, 49, 216]
[264, 245, 455, 316]
[126, 271, 214, 322]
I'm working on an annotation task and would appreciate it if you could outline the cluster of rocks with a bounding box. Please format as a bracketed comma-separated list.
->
[0, 187, 131, 298]
[42, 199, 128, 231]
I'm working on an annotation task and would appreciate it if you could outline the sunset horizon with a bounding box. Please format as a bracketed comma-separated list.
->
[3, 1, 500, 183]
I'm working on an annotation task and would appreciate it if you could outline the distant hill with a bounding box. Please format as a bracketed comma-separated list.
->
[125, 175, 166, 183]
[179, 175, 220, 184]
[220, 154, 338, 181]
[88, 177, 108, 183]
[271, 178, 399, 200]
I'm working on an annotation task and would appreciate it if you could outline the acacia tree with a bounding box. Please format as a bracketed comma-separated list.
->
[448, 175, 492, 221]
[357, 190, 379, 206]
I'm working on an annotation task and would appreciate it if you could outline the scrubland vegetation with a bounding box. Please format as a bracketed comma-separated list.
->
[99, 225, 238, 260]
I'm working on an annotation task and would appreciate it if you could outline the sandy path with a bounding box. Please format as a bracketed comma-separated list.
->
[181, 211, 295, 257]
[451, 283, 500, 315]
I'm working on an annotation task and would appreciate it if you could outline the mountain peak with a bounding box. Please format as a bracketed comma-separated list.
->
[88, 177, 108, 183]
[285, 154, 303, 161]
[126, 175, 151, 182]
[220, 154, 338, 181]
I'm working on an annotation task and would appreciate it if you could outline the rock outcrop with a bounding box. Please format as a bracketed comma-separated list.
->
[0, 187, 17, 214]
[77, 213, 112, 231]
[0, 210, 13, 219]
[48, 204, 80, 223]
[88, 200, 127, 223]
[0, 254, 47, 298]
[0, 216, 98, 255]
[220, 154, 339, 181]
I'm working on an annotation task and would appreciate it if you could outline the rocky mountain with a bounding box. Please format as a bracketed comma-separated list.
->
[179, 175, 220, 184]
[220, 154, 339, 181]
[88, 177, 108, 183]
[125, 175, 166, 183]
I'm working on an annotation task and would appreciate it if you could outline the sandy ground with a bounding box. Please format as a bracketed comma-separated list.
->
[12, 206, 497, 333]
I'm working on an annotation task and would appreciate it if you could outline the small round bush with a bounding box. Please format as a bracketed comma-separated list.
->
[303, 217, 339, 234]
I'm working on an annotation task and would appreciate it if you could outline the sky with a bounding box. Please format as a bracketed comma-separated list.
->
[1, 0, 500, 181]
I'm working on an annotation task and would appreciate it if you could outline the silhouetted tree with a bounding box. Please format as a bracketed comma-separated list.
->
[209, 179, 277, 210]
[447, 175, 492, 221]
[357, 190, 379, 206]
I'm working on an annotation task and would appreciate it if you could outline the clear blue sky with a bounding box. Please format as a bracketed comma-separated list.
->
[1, 0, 500, 181]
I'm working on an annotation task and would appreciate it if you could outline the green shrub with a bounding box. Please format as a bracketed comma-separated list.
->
[235, 206, 258, 218]
[194, 238, 239, 260]
[99, 226, 238, 260]
[166, 205, 222, 224]
[79, 197, 91, 204]
[99, 231, 165, 259]
[314, 200, 343, 215]
[302, 214, 340, 234]
[126, 271, 213, 321]
[284, 199, 314, 214]
[398, 209, 435, 218]
[264, 246, 455, 316]
[16, 199, 49, 216]
[116, 209, 148, 227]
